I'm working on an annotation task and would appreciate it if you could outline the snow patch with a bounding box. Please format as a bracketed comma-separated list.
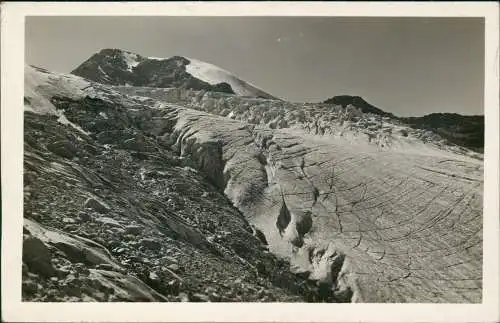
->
[56, 111, 90, 136]
[97, 65, 111, 81]
[185, 57, 274, 98]
[121, 51, 141, 71]
[24, 65, 91, 136]
[24, 104, 35, 113]
[25, 65, 91, 115]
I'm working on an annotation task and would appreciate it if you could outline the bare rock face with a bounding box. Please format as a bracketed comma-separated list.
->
[22, 63, 483, 303]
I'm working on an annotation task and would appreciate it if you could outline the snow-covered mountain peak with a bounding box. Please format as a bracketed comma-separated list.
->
[71, 49, 276, 99]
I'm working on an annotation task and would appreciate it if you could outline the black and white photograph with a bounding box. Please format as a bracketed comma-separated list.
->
[1, 2, 499, 322]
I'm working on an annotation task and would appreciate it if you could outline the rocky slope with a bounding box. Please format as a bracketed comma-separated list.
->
[323, 96, 484, 152]
[323, 95, 396, 118]
[23, 57, 483, 303]
[401, 113, 484, 153]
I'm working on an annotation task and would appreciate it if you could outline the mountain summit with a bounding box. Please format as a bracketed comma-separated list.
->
[71, 48, 276, 99]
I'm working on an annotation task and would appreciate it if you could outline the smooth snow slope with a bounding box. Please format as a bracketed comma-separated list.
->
[185, 57, 277, 99]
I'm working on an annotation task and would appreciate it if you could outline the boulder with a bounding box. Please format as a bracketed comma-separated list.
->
[23, 236, 56, 277]
[96, 217, 123, 228]
[125, 225, 142, 235]
[83, 197, 110, 214]
[22, 280, 39, 294]
[190, 293, 210, 302]
[78, 211, 92, 222]
[62, 217, 77, 224]
[46, 140, 78, 159]
[139, 238, 161, 250]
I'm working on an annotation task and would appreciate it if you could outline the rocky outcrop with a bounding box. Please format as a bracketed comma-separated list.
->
[23, 64, 483, 303]
[23, 235, 56, 277]
[323, 95, 395, 118]
[22, 219, 167, 302]
[83, 197, 110, 214]
[401, 113, 484, 152]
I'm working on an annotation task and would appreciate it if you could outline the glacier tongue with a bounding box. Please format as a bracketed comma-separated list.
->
[22, 66, 483, 303]
[161, 103, 482, 302]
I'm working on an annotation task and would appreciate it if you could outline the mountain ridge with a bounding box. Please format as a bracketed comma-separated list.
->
[322, 95, 483, 151]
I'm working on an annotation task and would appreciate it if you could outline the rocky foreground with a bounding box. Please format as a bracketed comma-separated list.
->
[23, 62, 483, 303]
[23, 98, 322, 303]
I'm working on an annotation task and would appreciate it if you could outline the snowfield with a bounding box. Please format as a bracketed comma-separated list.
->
[185, 57, 277, 99]
[23, 65, 483, 303]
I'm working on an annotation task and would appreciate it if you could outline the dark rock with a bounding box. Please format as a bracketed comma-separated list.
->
[120, 135, 156, 152]
[95, 217, 122, 227]
[96, 263, 115, 271]
[333, 287, 353, 303]
[24, 171, 37, 187]
[107, 240, 120, 249]
[83, 197, 110, 214]
[46, 140, 78, 159]
[63, 284, 82, 297]
[22, 280, 38, 294]
[401, 113, 484, 151]
[253, 227, 268, 245]
[23, 236, 56, 277]
[63, 224, 78, 232]
[57, 266, 71, 277]
[22, 262, 29, 275]
[323, 95, 395, 118]
[139, 238, 161, 250]
[74, 263, 90, 276]
[78, 212, 92, 222]
[208, 292, 221, 301]
[125, 225, 141, 235]
[190, 293, 210, 302]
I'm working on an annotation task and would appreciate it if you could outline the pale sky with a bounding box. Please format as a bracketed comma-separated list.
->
[26, 16, 484, 116]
